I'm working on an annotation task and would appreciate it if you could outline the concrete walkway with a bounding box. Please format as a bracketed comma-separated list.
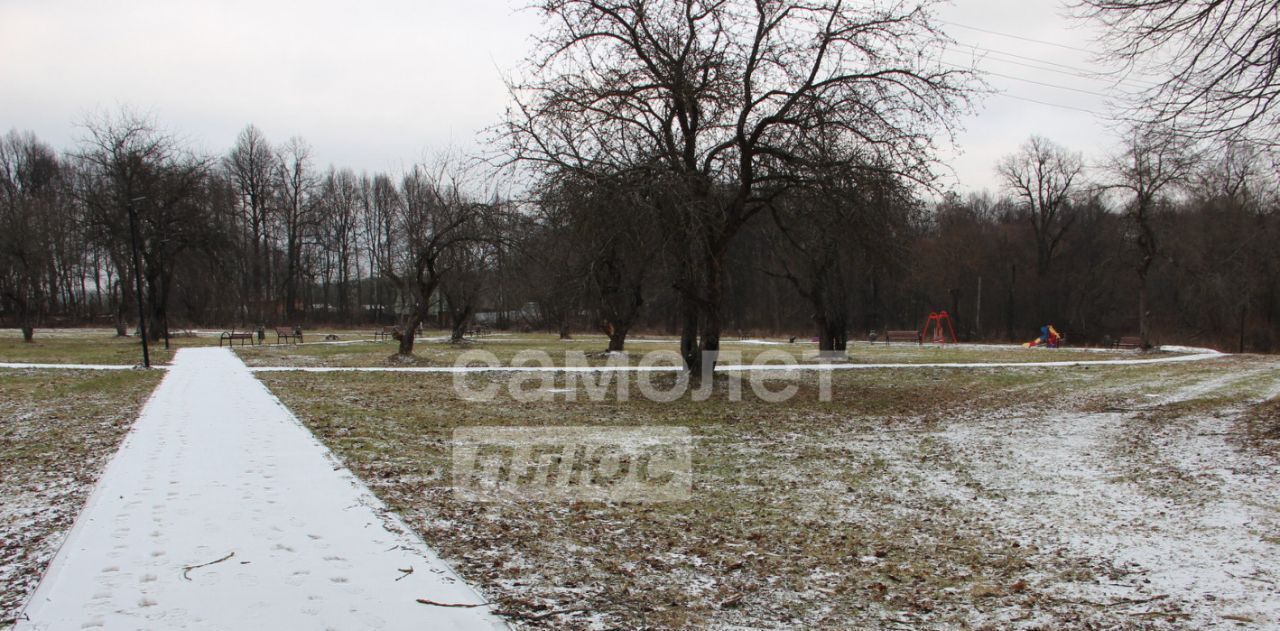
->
[17, 347, 505, 630]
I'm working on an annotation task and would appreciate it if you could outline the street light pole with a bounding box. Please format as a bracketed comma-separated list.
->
[128, 195, 150, 368]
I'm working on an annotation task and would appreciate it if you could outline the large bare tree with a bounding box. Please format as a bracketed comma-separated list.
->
[73, 110, 211, 342]
[537, 168, 666, 351]
[275, 137, 317, 321]
[766, 163, 913, 351]
[1104, 125, 1198, 347]
[997, 136, 1084, 278]
[1079, 0, 1280, 142]
[381, 163, 485, 357]
[224, 125, 277, 322]
[503, 0, 975, 372]
[317, 168, 362, 321]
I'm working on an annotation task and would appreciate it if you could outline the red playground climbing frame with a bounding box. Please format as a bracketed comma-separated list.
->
[922, 310, 958, 344]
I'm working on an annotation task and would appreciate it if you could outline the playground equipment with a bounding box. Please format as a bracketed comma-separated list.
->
[1024, 325, 1063, 348]
[921, 310, 958, 344]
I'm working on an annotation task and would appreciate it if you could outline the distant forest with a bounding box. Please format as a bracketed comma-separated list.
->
[2, 118, 1275, 353]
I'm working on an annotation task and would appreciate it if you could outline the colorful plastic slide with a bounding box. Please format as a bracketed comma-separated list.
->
[1024, 324, 1062, 348]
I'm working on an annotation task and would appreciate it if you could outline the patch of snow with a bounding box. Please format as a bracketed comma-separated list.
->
[922, 365, 1280, 628]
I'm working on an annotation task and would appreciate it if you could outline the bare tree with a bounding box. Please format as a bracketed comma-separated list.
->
[766, 165, 913, 351]
[503, 0, 976, 372]
[73, 110, 211, 342]
[361, 173, 400, 323]
[997, 136, 1084, 278]
[382, 162, 482, 357]
[440, 241, 492, 343]
[275, 137, 317, 321]
[0, 131, 61, 341]
[1078, 0, 1280, 142]
[1103, 125, 1198, 347]
[538, 168, 664, 351]
[224, 125, 276, 322]
[317, 167, 361, 321]
[520, 187, 588, 340]
[1171, 142, 1278, 351]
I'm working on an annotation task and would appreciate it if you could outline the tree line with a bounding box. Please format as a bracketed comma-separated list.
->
[3, 115, 1276, 353]
[2, 0, 1279, 359]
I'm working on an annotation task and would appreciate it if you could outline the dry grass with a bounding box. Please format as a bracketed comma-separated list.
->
[0, 368, 161, 626]
[237, 332, 1157, 369]
[0, 328, 228, 366]
[260, 362, 1224, 629]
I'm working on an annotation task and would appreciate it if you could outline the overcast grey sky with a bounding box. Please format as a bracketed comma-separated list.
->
[0, 0, 1126, 194]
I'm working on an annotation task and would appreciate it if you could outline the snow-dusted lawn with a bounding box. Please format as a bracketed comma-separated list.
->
[0, 369, 161, 627]
[3, 332, 1272, 630]
[263, 355, 1280, 629]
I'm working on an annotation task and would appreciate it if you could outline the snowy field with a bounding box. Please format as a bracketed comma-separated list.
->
[2, 330, 1277, 629]
[261, 352, 1280, 629]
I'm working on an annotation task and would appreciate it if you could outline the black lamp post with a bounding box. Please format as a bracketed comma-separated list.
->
[128, 195, 150, 368]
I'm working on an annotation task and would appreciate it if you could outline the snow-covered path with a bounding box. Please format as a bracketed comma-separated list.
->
[16, 347, 505, 631]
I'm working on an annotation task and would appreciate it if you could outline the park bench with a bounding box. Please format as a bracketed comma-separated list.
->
[374, 325, 399, 341]
[219, 330, 256, 347]
[1115, 335, 1143, 350]
[465, 324, 491, 337]
[275, 327, 303, 344]
[882, 330, 922, 345]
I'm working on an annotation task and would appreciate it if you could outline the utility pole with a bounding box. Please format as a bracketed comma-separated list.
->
[128, 196, 150, 368]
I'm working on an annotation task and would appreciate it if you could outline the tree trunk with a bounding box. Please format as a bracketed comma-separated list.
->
[145, 270, 170, 343]
[949, 288, 962, 341]
[830, 315, 848, 351]
[398, 307, 424, 356]
[397, 275, 440, 356]
[607, 324, 628, 352]
[115, 279, 131, 337]
[815, 313, 833, 351]
[1005, 263, 1017, 342]
[679, 293, 700, 374]
[1239, 302, 1248, 354]
[21, 324, 34, 342]
[450, 305, 473, 343]
[815, 313, 848, 353]
[696, 253, 724, 374]
[1137, 271, 1151, 349]
[284, 241, 302, 321]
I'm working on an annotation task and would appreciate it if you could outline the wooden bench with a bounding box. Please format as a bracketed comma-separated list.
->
[881, 330, 922, 345]
[374, 326, 399, 342]
[1115, 335, 1143, 350]
[465, 324, 491, 337]
[219, 330, 256, 347]
[275, 327, 303, 344]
